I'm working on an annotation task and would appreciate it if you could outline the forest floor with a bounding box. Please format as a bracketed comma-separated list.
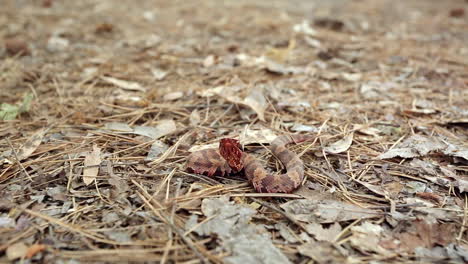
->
[1, 0, 467, 263]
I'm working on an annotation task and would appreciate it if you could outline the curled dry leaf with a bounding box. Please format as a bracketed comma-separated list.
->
[324, 133, 354, 154]
[100, 76, 146, 92]
[242, 89, 267, 121]
[200, 85, 267, 121]
[83, 145, 101, 185]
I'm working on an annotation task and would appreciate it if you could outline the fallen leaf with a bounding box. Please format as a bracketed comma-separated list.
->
[100, 76, 146, 92]
[6, 242, 28, 260]
[443, 142, 468, 161]
[133, 120, 176, 139]
[104, 122, 133, 132]
[291, 123, 318, 132]
[200, 85, 267, 121]
[187, 197, 291, 264]
[353, 124, 381, 137]
[203, 54, 216, 67]
[280, 199, 377, 223]
[83, 145, 101, 185]
[305, 222, 342, 242]
[350, 222, 391, 255]
[263, 59, 303, 75]
[16, 127, 47, 161]
[379, 135, 446, 159]
[242, 89, 267, 121]
[0, 216, 15, 228]
[240, 128, 277, 145]
[360, 81, 396, 99]
[0, 93, 33, 121]
[324, 133, 354, 154]
[276, 223, 300, 243]
[397, 219, 456, 253]
[5, 37, 30, 56]
[151, 67, 168, 81]
[25, 244, 46, 259]
[341, 72, 362, 82]
[46, 36, 69, 52]
[293, 20, 317, 36]
[298, 241, 346, 263]
[189, 109, 201, 126]
[163, 91, 183, 101]
[145, 140, 168, 161]
[188, 142, 218, 153]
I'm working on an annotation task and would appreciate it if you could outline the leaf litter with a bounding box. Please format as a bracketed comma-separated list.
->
[1, 1, 467, 263]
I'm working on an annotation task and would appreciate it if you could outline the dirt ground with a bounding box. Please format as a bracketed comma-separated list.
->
[1, 0, 467, 263]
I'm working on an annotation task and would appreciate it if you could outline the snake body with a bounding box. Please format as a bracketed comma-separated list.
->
[186, 134, 311, 193]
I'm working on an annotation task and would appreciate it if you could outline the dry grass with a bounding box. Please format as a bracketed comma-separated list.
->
[1, 0, 467, 263]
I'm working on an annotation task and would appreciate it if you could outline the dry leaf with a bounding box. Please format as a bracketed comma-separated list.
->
[305, 222, 342, 242]
[133, 119, 176, 139]
[203, 55, 216, 67]
[350, 222, 391, 255]
[188, 142, 218, 152]
[163, 91, 183, 101]
[379, 135, 446, 159]
[298, 241, 346, 263]
[324, 133, 354, 154]
[83, 145, 101, 185]
[145, 140, 169, 161]
[6, 242, 28, 260]
[293, 20, 317, 36]
[104, 122, 133, 132]
[186, 197, 291, 264]
[280, 199, 377, 223]
[25, 244, 46, 259]
[189, 109, 201, 126]
[100, 76, 146, 92]
[151, 67, 168, 80]
[16, 128, 47, 161]
[199, 85, 267, 121]
[240, 128, 277, 145]
[242, 89, 267, 121]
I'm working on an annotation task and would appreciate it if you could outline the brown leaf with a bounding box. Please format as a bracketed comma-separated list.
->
[25, 244, 46, 259]
[5, 37, 30, 56]
[17, 128, 47, 161]
[83, 145, 101, 185]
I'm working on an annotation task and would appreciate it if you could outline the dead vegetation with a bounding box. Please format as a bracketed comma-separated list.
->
[1, 0, 467, 263]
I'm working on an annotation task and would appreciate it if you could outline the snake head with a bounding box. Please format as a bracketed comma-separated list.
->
[219, 138, 243, 172]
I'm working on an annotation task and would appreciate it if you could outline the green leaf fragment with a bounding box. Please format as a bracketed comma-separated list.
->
[0, 93, 34, 120]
